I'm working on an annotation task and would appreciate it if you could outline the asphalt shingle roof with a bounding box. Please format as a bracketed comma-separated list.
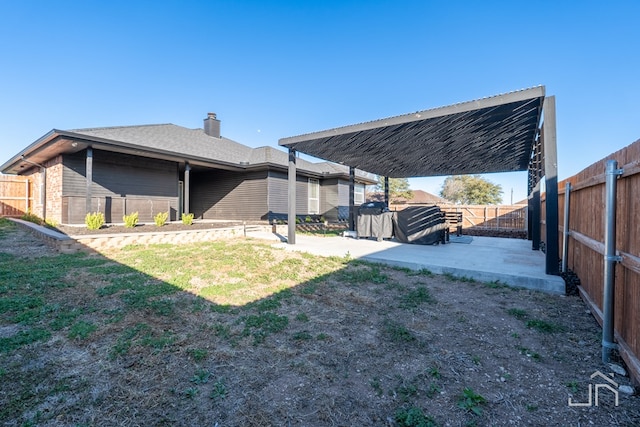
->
[67, 123, 375, 181]
[69, 124, 253, 165]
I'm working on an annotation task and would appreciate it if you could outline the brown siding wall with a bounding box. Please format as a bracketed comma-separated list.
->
[191, 169, 268, 221]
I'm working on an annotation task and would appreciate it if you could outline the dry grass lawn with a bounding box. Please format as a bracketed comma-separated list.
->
[1, 218, 638, 426]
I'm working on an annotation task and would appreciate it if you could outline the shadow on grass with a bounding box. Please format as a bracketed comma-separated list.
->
[0, 219, 441, 425]
[1, 218, 637, 427]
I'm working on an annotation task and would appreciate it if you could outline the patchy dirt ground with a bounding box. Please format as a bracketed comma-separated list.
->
[1, 223, 639, 426]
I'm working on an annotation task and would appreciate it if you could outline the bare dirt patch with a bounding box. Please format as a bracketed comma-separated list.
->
[0, 222, 638, 426]
[0, 221, 57, 258]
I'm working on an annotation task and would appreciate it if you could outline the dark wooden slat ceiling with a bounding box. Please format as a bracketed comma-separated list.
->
[279, 87, 545, 178]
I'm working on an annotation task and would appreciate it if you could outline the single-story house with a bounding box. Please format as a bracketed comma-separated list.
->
[0, 113, 376, 224]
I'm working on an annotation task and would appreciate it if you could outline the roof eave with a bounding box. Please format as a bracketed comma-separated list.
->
[0, 129, 61, 174]
[244, 162, 376, 184]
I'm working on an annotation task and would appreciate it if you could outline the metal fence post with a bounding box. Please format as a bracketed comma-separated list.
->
[562, 182, 571, 273]
[602, 160, 623, 363]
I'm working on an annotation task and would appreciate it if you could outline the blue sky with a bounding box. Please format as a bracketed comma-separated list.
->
[1, 1, 638, 204]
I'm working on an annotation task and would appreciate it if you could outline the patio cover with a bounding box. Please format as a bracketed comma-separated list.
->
[279, 86, 545, 178]
[278, 86, 560, 275]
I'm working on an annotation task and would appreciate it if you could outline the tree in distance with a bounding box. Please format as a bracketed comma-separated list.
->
[440, 175, 503, 205]
[376, 176, 413, 202]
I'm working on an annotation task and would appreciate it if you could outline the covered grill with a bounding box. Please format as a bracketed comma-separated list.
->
[356, 202, 394, 241]
[392, 206, 448, 245]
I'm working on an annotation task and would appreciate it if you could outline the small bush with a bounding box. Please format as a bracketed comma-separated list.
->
[154, 211, 169, 227]
[182, 213, 194, 225]
[44, 218, 58, 229]
[305, 215, 312, 223]
[85, 212, 105, 230]
[123, 212, 139, 228]
[21, 211, 43, 225]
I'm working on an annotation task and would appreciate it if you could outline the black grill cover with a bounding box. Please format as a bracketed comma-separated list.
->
[358, 201, 388, 215]
[357, 202, 392, 239]
[392, 206, 446, 245]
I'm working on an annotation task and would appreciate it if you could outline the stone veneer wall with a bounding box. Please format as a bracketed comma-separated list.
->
[44, 156, 63, 224]
[18, 156, 63, 221]
[11, 219, 287, 254]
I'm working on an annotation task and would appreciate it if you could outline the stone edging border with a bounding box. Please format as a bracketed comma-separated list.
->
[9, 218, 288, 253]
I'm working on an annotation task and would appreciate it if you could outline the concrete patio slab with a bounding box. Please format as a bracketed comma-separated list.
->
[266, 234, 565, 294]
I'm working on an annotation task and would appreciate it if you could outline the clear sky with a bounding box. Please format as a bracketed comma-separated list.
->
[1, 1, 638, 204]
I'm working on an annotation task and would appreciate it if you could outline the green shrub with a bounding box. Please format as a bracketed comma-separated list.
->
[20, 210, 43, 225]
[123, 212, 139, 228]
[44, 218, 58, 229]
[85, 212, 105, 230]
[394, 407, 437, 427]
[182, 213, 194, 225]
[305, 215, 312, 223]
[458, 387, 486, 416]
[154, 211, 169, 227]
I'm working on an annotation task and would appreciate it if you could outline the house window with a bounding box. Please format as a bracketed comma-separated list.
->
[354, 183, 365, 205]
[308, 178, 319, 214]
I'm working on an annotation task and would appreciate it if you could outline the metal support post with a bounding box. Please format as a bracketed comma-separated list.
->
[602, 160, 623, 363]
[562, 182, 571, 273]
[531, 184, 541, 251]
[349, 167, 355, 231]
[287, 149, 297, 244]
[384, 176, 389, 206]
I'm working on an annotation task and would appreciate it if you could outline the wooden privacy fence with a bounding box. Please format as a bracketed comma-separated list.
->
[438, 204, 526, 230]
[0, 176, 32, 217]
[389, 203, 527, 231]
[555, 138, 640, 385]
